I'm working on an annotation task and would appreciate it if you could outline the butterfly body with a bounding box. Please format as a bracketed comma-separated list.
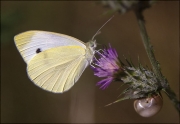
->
[14, 30, 96, 93]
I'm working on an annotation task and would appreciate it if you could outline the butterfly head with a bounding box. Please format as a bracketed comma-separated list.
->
[85, 39, 97, 64]
[86, 39, 97, 52]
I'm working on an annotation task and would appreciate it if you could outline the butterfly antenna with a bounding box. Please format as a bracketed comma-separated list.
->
[92, 15, 115, 41]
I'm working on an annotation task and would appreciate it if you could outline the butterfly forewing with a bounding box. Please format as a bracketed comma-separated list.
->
[27, 46, 88, 93]
[14, 31, 86, 63]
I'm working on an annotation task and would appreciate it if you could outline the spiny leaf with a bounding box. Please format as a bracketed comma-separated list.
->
[119, 59, 125, 66]
[104, 97, 129, 107]
[128, 55, 135, 68]
[123, 55, 133, 67]
[116, 83, 128, 91]
[117, 87, 131, 98]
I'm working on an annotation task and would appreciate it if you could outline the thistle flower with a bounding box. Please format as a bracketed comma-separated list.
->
[92, 44, 162, 100]
[91, 44, 124, 89]
[91, 44, 164, 117]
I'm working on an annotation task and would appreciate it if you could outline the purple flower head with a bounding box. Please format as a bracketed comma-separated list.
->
[91, 44, 123, 89]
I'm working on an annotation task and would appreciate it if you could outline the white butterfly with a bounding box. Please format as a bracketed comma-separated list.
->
[14, 16, 114, 93]
[14, 31, 97, 93]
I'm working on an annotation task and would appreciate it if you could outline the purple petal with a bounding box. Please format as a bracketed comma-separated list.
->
[97, 77, 113, 90]
[91, 43, 122, 90]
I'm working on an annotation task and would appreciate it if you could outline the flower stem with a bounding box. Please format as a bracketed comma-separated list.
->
[163, 88, 180, 112]
[134, 10, 179, 113]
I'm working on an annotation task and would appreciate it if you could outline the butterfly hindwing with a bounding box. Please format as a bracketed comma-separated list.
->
[27, 46, 88, 93]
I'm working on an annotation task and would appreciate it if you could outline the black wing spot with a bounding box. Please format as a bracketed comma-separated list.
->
[36, 48, 42, 53]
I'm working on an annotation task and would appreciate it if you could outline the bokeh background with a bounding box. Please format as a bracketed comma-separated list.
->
[1, 1, 179, 123]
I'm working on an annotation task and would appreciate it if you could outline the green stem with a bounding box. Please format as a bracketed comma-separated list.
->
[163, 88, 180, 112]
[134, 10, 179, 112]
[134, 11, 163, 83]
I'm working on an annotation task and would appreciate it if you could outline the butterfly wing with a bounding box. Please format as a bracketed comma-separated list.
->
[14, 30, 86, 63]
[27, 45, 89, 93]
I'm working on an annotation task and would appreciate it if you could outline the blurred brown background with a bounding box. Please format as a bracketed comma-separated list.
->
[1, 1, 179, 123]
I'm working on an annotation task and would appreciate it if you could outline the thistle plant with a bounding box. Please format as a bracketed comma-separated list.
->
[92, 0, 179, 117]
